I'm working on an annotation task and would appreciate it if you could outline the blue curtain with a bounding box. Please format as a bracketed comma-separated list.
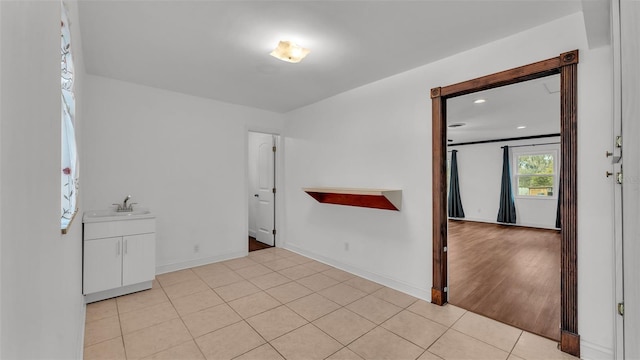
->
[497, 146, 516, 224]
[448, 150, 465, 218]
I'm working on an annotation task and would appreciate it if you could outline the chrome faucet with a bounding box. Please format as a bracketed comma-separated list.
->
[113, 195, 137, 212]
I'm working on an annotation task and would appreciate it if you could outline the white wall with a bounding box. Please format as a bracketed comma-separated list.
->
[450, 137, 560, 229]
[82, 76, 284, 273]
[283, 13, 614, 358]
[0, 1, 86, 358]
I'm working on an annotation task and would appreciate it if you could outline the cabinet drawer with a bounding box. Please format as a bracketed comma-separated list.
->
[84, 219, 155, 240]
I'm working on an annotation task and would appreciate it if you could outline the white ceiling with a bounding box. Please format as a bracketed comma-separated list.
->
[78, 1, 586, 113]
[447, 74, 561, 144]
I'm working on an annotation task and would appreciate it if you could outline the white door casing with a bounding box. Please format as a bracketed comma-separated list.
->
[256, 134, 275, 246]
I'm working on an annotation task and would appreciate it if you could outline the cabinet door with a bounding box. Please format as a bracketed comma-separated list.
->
[84, 237, 122, 294]
[122, 233, 156, 287]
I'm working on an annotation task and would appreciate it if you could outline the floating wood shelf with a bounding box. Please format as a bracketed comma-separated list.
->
[303, 187, 402, 211]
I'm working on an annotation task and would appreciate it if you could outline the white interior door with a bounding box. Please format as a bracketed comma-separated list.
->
[621, 0, 640, 357]
[256, 134, 275, 246]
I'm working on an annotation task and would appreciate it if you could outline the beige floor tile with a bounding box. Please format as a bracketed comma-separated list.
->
[84, 315, 122, 347]
[120, 301, 179, 334]
[152, 279, 162, 289]
[381, 310, 448, 349]
[192, 262, 231, 278]
[278, 264, 318, 280]
[304, 260, 333, 272]
[452, 311, 522, 352]
[417, 350, 444, 359]
[156, 269, 199, 287]
[247, 305, 308, 341]
[199, 270, 243, 289]
[181, 303, 242, 338]
[344, 277, 384, 294]
[407, 301, 466, 327]
[248, 251, 280, 264]
[117, 288, 170, 314]
[273, 248, 296, 257]
[235, 263, 274, 279]
[318, 283, 367, 306]
[263, 258, 298, 271]
[322, 268, 356, 282]
[326, 347, 364, 360]
[371, 287, 418, 308]
[142, 340, 205, 360]
[511, 332, 578, 360]
[346, 295, 402, 324]
[266, 281, 313, 303]
[234, 344, 285, 360]
[249, 271, 291, 290]
[171, 289, 224, 316]
[123, 318, 192, 359]
[508, 355, 526, 360]
[195, 321, 265, 360]
[348, 326, 424, 360]
[270, 324, 342, 360]
[228, 291, 281, 318]
[222, 257, 258, 270]
[287, 293, 342, 321]
[313, 308, 376, 345]
[84, 336, 126, 360]
[297, 273, 340, 291]
[86, 299, 118, 323]
[214, 280, 261, 302]
[429, 329, 509, 360]
[162, 278, 210, 300]
[285, 253, 315, 265]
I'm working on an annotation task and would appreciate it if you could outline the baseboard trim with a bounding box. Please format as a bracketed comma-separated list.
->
[581, 340, 614, 360]
[284, 244, 431, 301]
[155, 251, 247, 275]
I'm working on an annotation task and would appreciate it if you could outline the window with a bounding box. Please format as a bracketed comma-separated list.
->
[514, 151, 557, 198]
[61, 2, 78, 233]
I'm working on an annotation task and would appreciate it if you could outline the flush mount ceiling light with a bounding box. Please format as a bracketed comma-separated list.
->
[473, 99, 486, 104]
[517, 125, 527, 129]
[270, 41, 310, 63]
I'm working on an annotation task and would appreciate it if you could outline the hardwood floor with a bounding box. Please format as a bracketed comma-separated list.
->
[249, 236, 272, 252]
[448, 220, 561, 341]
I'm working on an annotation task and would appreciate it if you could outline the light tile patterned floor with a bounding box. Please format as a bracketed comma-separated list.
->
[83, 248, 578, 360]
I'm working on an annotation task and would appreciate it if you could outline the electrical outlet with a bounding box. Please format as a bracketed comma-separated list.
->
[194, 245, 200, 253]
[344, 242, 349, 251]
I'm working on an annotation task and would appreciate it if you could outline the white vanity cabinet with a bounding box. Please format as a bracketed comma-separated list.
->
[83, 212, 156, 303]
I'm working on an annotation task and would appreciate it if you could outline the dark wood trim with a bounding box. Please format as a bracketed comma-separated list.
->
[431, 87, 448, 306]
[431, 50, 579, 357]
[448, 133, 560, 147]
[561, 330, 581, 356]
[560, 55, 579, 358]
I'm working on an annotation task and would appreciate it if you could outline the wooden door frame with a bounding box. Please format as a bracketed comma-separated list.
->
[430, 50, 580, 357]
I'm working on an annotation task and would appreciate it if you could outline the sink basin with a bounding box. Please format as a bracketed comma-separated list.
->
[83, 209, 154, 223]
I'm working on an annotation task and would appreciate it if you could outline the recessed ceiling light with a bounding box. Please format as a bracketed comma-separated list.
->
[448, 123, 466, 128]
[270, 41, 310, 63]
[517, 125, 527, 129]
[473, 99, 486, 104]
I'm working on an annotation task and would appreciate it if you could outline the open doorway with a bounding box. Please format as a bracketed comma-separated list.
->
[445, 76, 561, 340]
[248, 131, 278, 252]
[431, 51, 580, 357]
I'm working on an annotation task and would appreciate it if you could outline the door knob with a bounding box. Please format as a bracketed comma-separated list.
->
[254, 194, 259, 197]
